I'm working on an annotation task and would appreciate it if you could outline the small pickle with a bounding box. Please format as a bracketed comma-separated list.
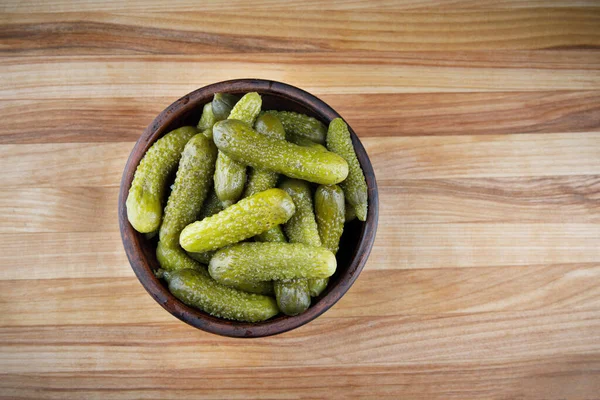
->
[209, 242, 336, 286]
[187, 250, 214, 265]
[326, 118, 368, 221]
[197, 103, 217, 131]
[274, 279, 311, 316]
[198, 190, 223, 220]
[264, 110, 326, 144]
[213, 120, 348, 185]
[179, 188, 295, 253]
[280, 178, 322, 300]
[159, 133, 217, 247]
[214, 92, 262, 207]
[126, 126, 197, 233]
[168, 269, 279, 323]
[314, 185, 345, 255]
[212, 93, 238, 121]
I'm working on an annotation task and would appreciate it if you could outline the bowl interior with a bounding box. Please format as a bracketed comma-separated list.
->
[120, 80, 378, 337]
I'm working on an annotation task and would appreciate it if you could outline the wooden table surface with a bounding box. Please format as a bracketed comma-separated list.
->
[2, 1, 600, 399]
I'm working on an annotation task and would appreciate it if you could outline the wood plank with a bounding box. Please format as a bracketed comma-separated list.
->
[1, 357, 599, 400]
[0, 310, 599, 372]
[2, 52, 600, 99]
[3, 176, 598, 236]
[2, 9, 599, 54]
[1, 134, 599, 188]
[2, 265, 599, 325]
[2, 0, 600, 13]
[3, 92, 600, 144]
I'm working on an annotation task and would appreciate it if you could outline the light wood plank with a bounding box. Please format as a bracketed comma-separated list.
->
[2, 9, 599, 54]
[3, 176, 598, 235]
[1, 310, 599, 372]
[1, 358, 599, 400]
[3, 92, 600, 144]
[1, 134, 599, 188]
[2, 265, 599, 325]
[2, 52, 600, 99]
[2, 0, 600, 13]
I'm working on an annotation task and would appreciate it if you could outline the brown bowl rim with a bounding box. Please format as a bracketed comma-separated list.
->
[118, 79, 378, 338]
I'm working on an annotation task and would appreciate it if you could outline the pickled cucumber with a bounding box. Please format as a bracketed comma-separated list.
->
[159, 133, 217, 247]
[280, 178, 322, 299]
[126, 126, 197, 233]
[209, 242, 336, 286]
[168, 269, 279, 323]
[264, 110, 326, 144]
[314, 185, 345, 255]
[280, 179, 321, 247]
[326, 118, 368, 221]
[255, 225, 287, 243]
[197, 103, 217, 131]
[214, 92, 262, 207]
[274, 279, 311, 316]
[287, 134, 327, 152]
[213, 119, 348, 185]
[179, 188, 295, 253]
[212, 93, 238, 121]
[187, 250, 214, 265]
[198, 190, 223, 220]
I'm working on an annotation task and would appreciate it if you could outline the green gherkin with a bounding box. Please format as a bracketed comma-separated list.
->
[159, 133, 217, 248]
[212, 93, 238, 120]
[126, 126, 197, 233]
[179, 188, 295, 253]
[326, 118, 368, 221]
[279, 178, 324, 300]
[169, 269, 279, 323]
[314, 185, 345, 255]
[214, 92, 262, 207]
[287, 134, 328, 151]
[209, 242, 336, 286]
[264, 110, 326, 144]
[197, 103, 217, 131]
[213, 120, 348, 185]
[274, 279, 311, 316]
[345, 202, 357, 222]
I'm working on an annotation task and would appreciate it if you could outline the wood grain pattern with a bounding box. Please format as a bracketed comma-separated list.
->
[1, 0, 599, 397]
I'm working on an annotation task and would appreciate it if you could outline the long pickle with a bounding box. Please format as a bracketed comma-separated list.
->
[213, 119, 348, 185]
[214, 92, 262, 207]
[326, 118, 368, 221]
[179, 188, 295, 253]
[197, 103, 217, 131]
[159, 133, 217, 247]
[169, 269, 278, 323]
[126, 126, 197, 233]
[209, 242, 336, 286]
[264, 110, 326, 144]
[314, 185, 345, 255]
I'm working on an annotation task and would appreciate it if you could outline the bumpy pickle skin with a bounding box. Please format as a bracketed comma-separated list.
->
[198, 189, 223, 220]
[126, 126, 198, 233]
[209, 242, 336, 286]
[197, 103, 217, 131]
[187, 250, 214, 265]
[158, 242, 273, 295]
[274, 279, 311, 316]
[168, 269, 279, 323]
[179, 188, 295, 253]
[212, 93, 238, 121]
[326, 118, 368, 221]
[345, 202, 357, 222]
[264, 110, 326, 144]
[279, 178, 323, 299]
[213, 120, 348, 185]
[159, 133, 217, 248]
[214, 92, 262, 207]
[314, 185, 345, 255]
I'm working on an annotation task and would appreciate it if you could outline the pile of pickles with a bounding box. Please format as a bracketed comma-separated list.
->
[126, 92, 368, 322]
